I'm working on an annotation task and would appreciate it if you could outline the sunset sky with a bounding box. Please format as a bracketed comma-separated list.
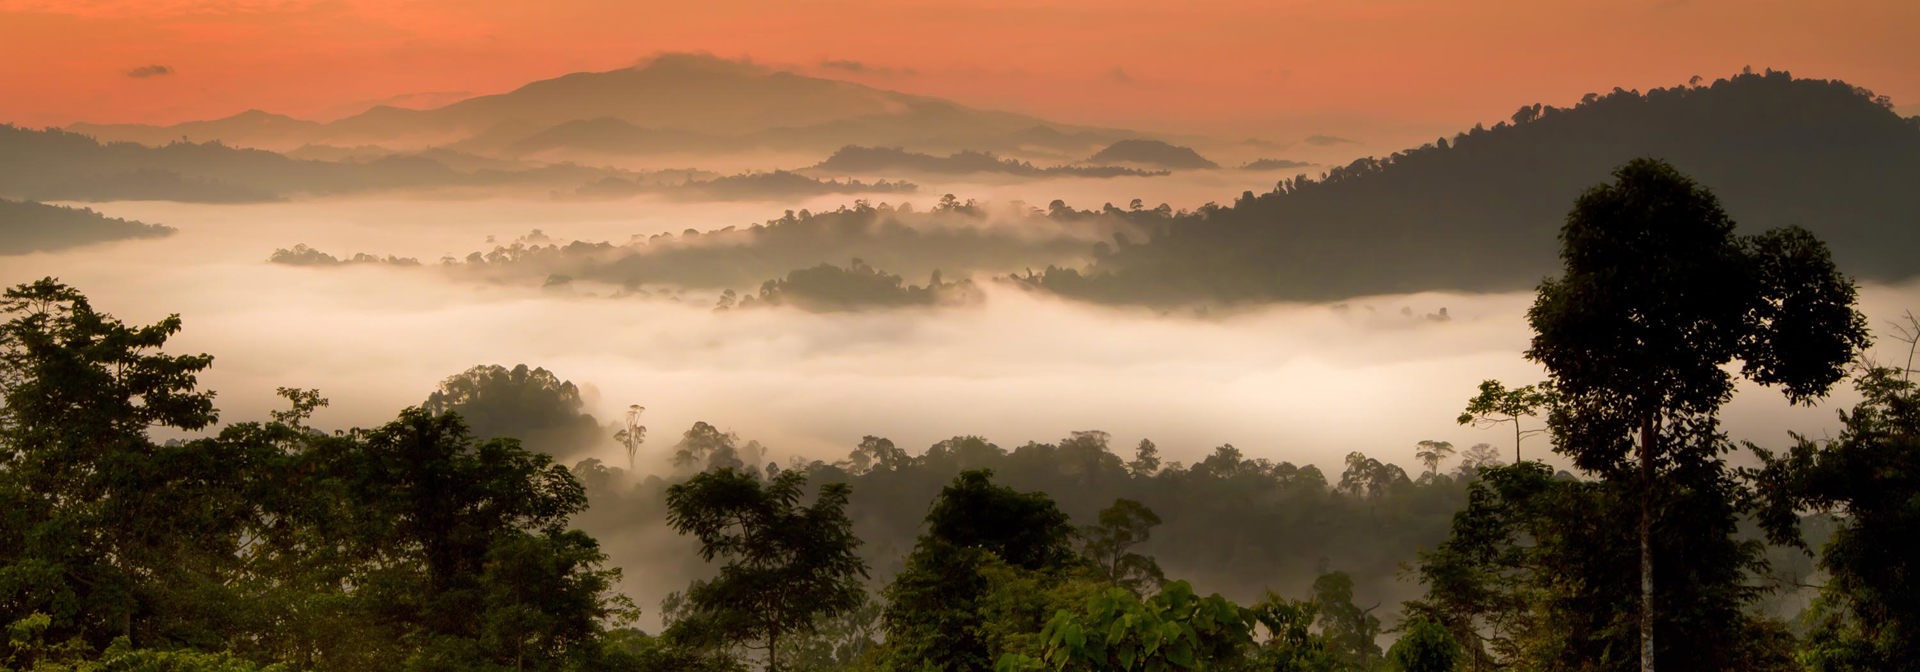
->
[2, 0, 1916, 135]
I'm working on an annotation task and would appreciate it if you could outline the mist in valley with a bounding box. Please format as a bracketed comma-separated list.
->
[6, 24, 1920, 669]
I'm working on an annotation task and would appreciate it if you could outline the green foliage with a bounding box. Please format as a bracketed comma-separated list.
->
[0, 280, 635, 671]
[1385, 619, 1458, 672]
[882, 470, 1082, 671]
[996, 581, 1254, 672]
[1751, 366, 1920, 670]
[0, 278, 238, 652]
[664, 468, 868, 671]
[1412, 462, 1794, 671]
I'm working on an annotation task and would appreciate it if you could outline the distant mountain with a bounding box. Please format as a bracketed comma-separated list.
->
[68, 110, 324, 151]
[809, 146, 1164, 179]
[0, 199, 172, 255]
[1025, 71, 1920, 304]
[0, 124, 705, 202]
[1086, 140, 1219, 170]
[64, 54, 1135, 156]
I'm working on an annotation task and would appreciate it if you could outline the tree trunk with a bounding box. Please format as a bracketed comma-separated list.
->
[768, 621, 781, 672]
[1638, 416, 1656, 672]
[1514, 421, 1523, 464]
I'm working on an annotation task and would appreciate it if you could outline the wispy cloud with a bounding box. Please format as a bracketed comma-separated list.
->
[126, 64, 174, 78]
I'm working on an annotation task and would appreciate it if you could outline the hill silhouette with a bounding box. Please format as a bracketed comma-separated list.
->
[810, 145, 1165, 178]
[0, 199, 173, 254]
[1024, 70, 1920, 304]
[0, 125, 769, 202]
[63, 54, 1135, 156]
[1086, 139, 1219, 169]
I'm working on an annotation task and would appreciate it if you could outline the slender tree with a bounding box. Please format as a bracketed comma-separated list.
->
[665, 468, 868, 672]
[1456, 380, 1553, 463]
[1526, 158, 1867, 671]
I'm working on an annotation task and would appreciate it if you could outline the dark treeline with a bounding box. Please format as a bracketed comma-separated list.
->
[0, 199, 173, 255]
[810, 146, 1166, 179]
[1023, 70, 1920, 304]
[277, 197, 1174, 296]
[1085, 140, 1220, 170]
[0, 125, 792, 204]
[717, 259, 981, 311]
[567, 171, 916, 202]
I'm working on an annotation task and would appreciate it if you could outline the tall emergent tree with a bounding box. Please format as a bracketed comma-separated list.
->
[1456, 380, 1553, 463]
[665, 468, 868, 672]
[1526, 158, 1868, 671]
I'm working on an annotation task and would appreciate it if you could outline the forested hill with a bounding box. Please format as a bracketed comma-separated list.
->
[0, 199, 173, 255]
[1025, 70, 1920, 304]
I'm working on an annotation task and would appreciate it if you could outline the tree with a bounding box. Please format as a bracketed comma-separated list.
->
[1413, 440, 1455, 479]
[1079, 499, 1166, 596]
[1451, 443, 1503, 480]
[1455, 380, 1553, 463]
[882, 470, 1079, 670]
[1310, 572, 1381, 670]
[615, 405, 646, 472]
[423, 364, 605, 458]
[1752, 364, 1920, 669]
[665, 468, 868, 672]
[0, 278, 233, 649]
[994, 581, 1255, 672]
[1526, 158, 1868, 671]
[1387, 618, 1461, 672]
[1127, 439, 1161, 478]
[672, 421, 746, 471]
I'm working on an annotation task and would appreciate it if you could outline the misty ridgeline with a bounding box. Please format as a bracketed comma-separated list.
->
[3, 156, 1917, 672]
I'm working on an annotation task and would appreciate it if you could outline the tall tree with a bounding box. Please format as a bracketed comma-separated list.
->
[1078, 498, 1166, 596]
[0, 278, 232, 649]
[882, 470, 1078, 670]
[1526, 158, 1867, 671]
[1413, 440, 1456, 479]
[1456, 380, 1553, 463]
[665, 468, 868, 672]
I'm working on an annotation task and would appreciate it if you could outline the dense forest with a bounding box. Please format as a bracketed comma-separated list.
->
[0, 199, 173, 255]
[1024, 71, 1920, 304]
[275, 198, 1174, 298]
[6, 158, 1917, 671]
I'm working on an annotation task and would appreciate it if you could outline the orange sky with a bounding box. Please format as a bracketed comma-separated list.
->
[2, 0, 1916, 135]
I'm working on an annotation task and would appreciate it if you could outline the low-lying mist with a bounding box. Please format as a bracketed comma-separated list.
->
[13, 193, 1914, 475]
[10, 187, 1918, 634]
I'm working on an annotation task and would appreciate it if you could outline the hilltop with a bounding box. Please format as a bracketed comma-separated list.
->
[63, 54, 1137, 157]
[1024, 70, 1920, 304]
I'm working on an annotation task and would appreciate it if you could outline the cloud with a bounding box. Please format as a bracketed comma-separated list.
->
[818, 59, 916, 77]
[126, 64, 174, 78]
[1108, 67, 1135, 85]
